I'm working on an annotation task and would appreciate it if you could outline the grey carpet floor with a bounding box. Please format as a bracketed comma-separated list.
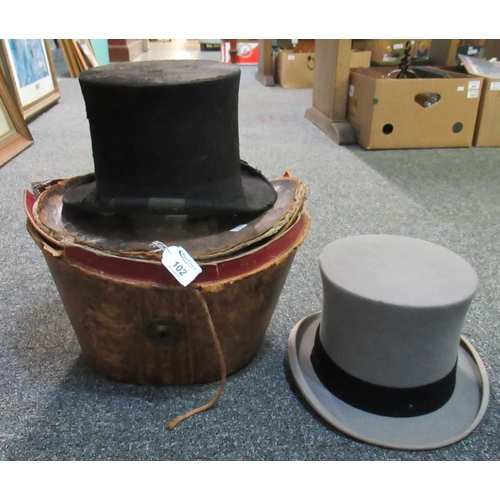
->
[1, 65, 499, 461]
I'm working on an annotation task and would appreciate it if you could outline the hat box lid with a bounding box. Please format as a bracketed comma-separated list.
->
[29, 172, 306, 263]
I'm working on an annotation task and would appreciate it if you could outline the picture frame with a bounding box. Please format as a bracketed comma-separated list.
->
[0, 70, 34, 168]
[58, 39, 99, 78]
[59, 39, 79, 78]
[76, 39, 99, 68]
[71, 39, 88, 73]
[0, 39, 60, 122]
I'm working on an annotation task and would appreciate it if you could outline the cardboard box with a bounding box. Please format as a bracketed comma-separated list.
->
[276, 50, 315, 88]
[457, 55, 500, 146]
[473, 77, 500, 146]
[220, 41, 259, 65]
[364, 39, 413, 64]
[276, 49, 370, 89]
[347, 66, 483, 149]
[350, 50, 371, 68]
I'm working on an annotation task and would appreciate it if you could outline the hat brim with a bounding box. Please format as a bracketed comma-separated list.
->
[287, 312, 490, 451]
[62, 161, 277, 216]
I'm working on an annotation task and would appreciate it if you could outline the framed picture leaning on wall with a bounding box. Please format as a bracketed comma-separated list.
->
[0, 70, 34, 168]
[76, 39, 100, 68]
[0, 39, 60, 121]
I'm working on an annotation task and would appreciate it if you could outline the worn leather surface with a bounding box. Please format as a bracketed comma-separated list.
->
[26, 172, 310, 385]
[26, 212, 310, 384]
[33, 173, 306, 261]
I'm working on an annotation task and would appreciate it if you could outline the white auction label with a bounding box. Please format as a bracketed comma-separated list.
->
[161, 246, 202, 286]
[230, 223, 247, 233]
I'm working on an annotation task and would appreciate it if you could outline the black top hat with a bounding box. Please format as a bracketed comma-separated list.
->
[62, 60, 277, 216]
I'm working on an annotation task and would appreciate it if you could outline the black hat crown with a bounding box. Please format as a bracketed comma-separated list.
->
[63, 60, 277, 216]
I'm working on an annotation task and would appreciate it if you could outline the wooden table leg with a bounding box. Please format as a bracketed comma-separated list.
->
[255, 39, 275, 86]
[305, 39, 356, 145]
[228, 39, 238, 64]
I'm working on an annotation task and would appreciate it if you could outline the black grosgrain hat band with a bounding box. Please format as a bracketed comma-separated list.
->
[310, 325, 457, 418]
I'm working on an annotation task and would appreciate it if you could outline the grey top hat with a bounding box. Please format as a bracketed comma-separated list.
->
[287, 234, 489, 450]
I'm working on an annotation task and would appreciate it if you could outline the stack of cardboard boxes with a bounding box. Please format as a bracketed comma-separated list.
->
[272, 39, 498, 149]
[346, 42, 499, 149]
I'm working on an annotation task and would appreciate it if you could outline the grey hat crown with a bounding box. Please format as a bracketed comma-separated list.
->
[318, 235, 478, 391]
